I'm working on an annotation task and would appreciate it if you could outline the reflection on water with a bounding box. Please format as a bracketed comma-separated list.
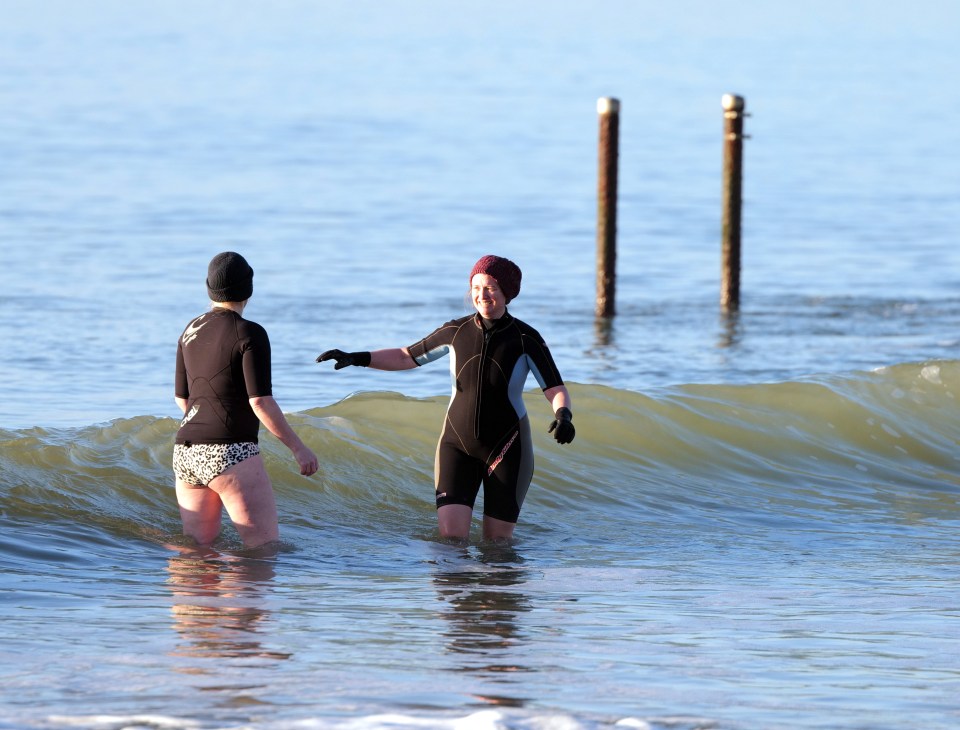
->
[166, 547, 289, 665]
[717, 309, 742, 349]
[585, 315, 622, 383]
[432, 544, 534, 708]
[593, 316, 615, 349]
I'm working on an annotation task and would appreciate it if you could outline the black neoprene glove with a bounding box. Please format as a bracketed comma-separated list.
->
[548, 407, 575, 445]
[316, 349, 372, 370]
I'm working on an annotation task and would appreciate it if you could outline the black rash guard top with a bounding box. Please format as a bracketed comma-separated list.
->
[406, 312, 564, 450]
[174, 308, 272, 445]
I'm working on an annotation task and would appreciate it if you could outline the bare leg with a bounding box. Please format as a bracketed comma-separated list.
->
[207, 454, 279, 548]
[176, 479, 224, 545]
[437, 504, 473, 541]
[482, 515, 516, 542]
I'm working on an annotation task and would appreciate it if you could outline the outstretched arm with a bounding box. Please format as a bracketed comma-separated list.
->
[317, 347, 417, 372]
[369, 347, 417, 371]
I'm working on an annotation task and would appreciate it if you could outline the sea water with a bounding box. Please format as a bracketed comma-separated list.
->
[1, 1, 959, 729]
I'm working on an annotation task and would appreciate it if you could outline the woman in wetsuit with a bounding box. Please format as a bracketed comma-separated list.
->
[317, 255, 575, 542]
[174, 252, 318, 549]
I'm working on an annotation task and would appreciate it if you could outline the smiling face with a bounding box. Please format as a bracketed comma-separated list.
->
[471, 273, 507, 320]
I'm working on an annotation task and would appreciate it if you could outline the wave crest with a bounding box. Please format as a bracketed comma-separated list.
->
[2, 363, 959, 545]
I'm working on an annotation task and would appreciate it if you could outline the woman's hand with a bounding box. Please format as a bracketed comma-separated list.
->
[316, 349, 371, 369]
[293, 444, 319, 476]
[548, 407, 575, 444]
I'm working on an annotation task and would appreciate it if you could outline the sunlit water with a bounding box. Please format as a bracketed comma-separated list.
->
[1, 1, 959, 728]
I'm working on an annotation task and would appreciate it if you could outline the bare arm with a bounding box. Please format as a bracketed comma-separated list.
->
[249, 395, 319, 476]
[317, 347, 416, 371]
[544, 384, 575, 445]
[368, 347, 417, 371]
[544, 384, 572, 413]
[175, 396, 189, 415]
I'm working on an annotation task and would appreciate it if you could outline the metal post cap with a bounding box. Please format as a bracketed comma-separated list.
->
[597, 97, 621, 114]
[722, 94, 745, 111]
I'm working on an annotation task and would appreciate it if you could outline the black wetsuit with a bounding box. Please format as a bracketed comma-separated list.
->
[406, 311, 564, 522]
[174, 308, 272, 445]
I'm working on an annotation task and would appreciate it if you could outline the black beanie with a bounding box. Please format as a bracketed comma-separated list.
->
[206, 252, 254, 302]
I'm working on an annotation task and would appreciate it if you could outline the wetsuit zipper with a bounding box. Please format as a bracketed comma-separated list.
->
[475, 327, 491, 439]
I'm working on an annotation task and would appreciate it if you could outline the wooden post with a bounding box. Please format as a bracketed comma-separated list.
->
[596, 97, 620, 318]
[721, 93, 745, 311]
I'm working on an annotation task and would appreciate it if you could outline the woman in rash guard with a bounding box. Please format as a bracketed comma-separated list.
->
[174, 252, 318, 549]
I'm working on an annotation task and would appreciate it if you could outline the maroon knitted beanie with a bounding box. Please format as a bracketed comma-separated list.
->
[469, 255, 522, 302]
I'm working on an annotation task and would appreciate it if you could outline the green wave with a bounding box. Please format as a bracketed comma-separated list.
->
[2, 362, 959, 550]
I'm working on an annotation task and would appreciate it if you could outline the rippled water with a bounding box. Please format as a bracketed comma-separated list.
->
[1, 1, 959, 728]
[3, 369, 960, 729]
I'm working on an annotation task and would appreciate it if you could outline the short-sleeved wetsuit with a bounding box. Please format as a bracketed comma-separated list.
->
[406, 311, 564, 523]
[174, 308, 272, 446]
